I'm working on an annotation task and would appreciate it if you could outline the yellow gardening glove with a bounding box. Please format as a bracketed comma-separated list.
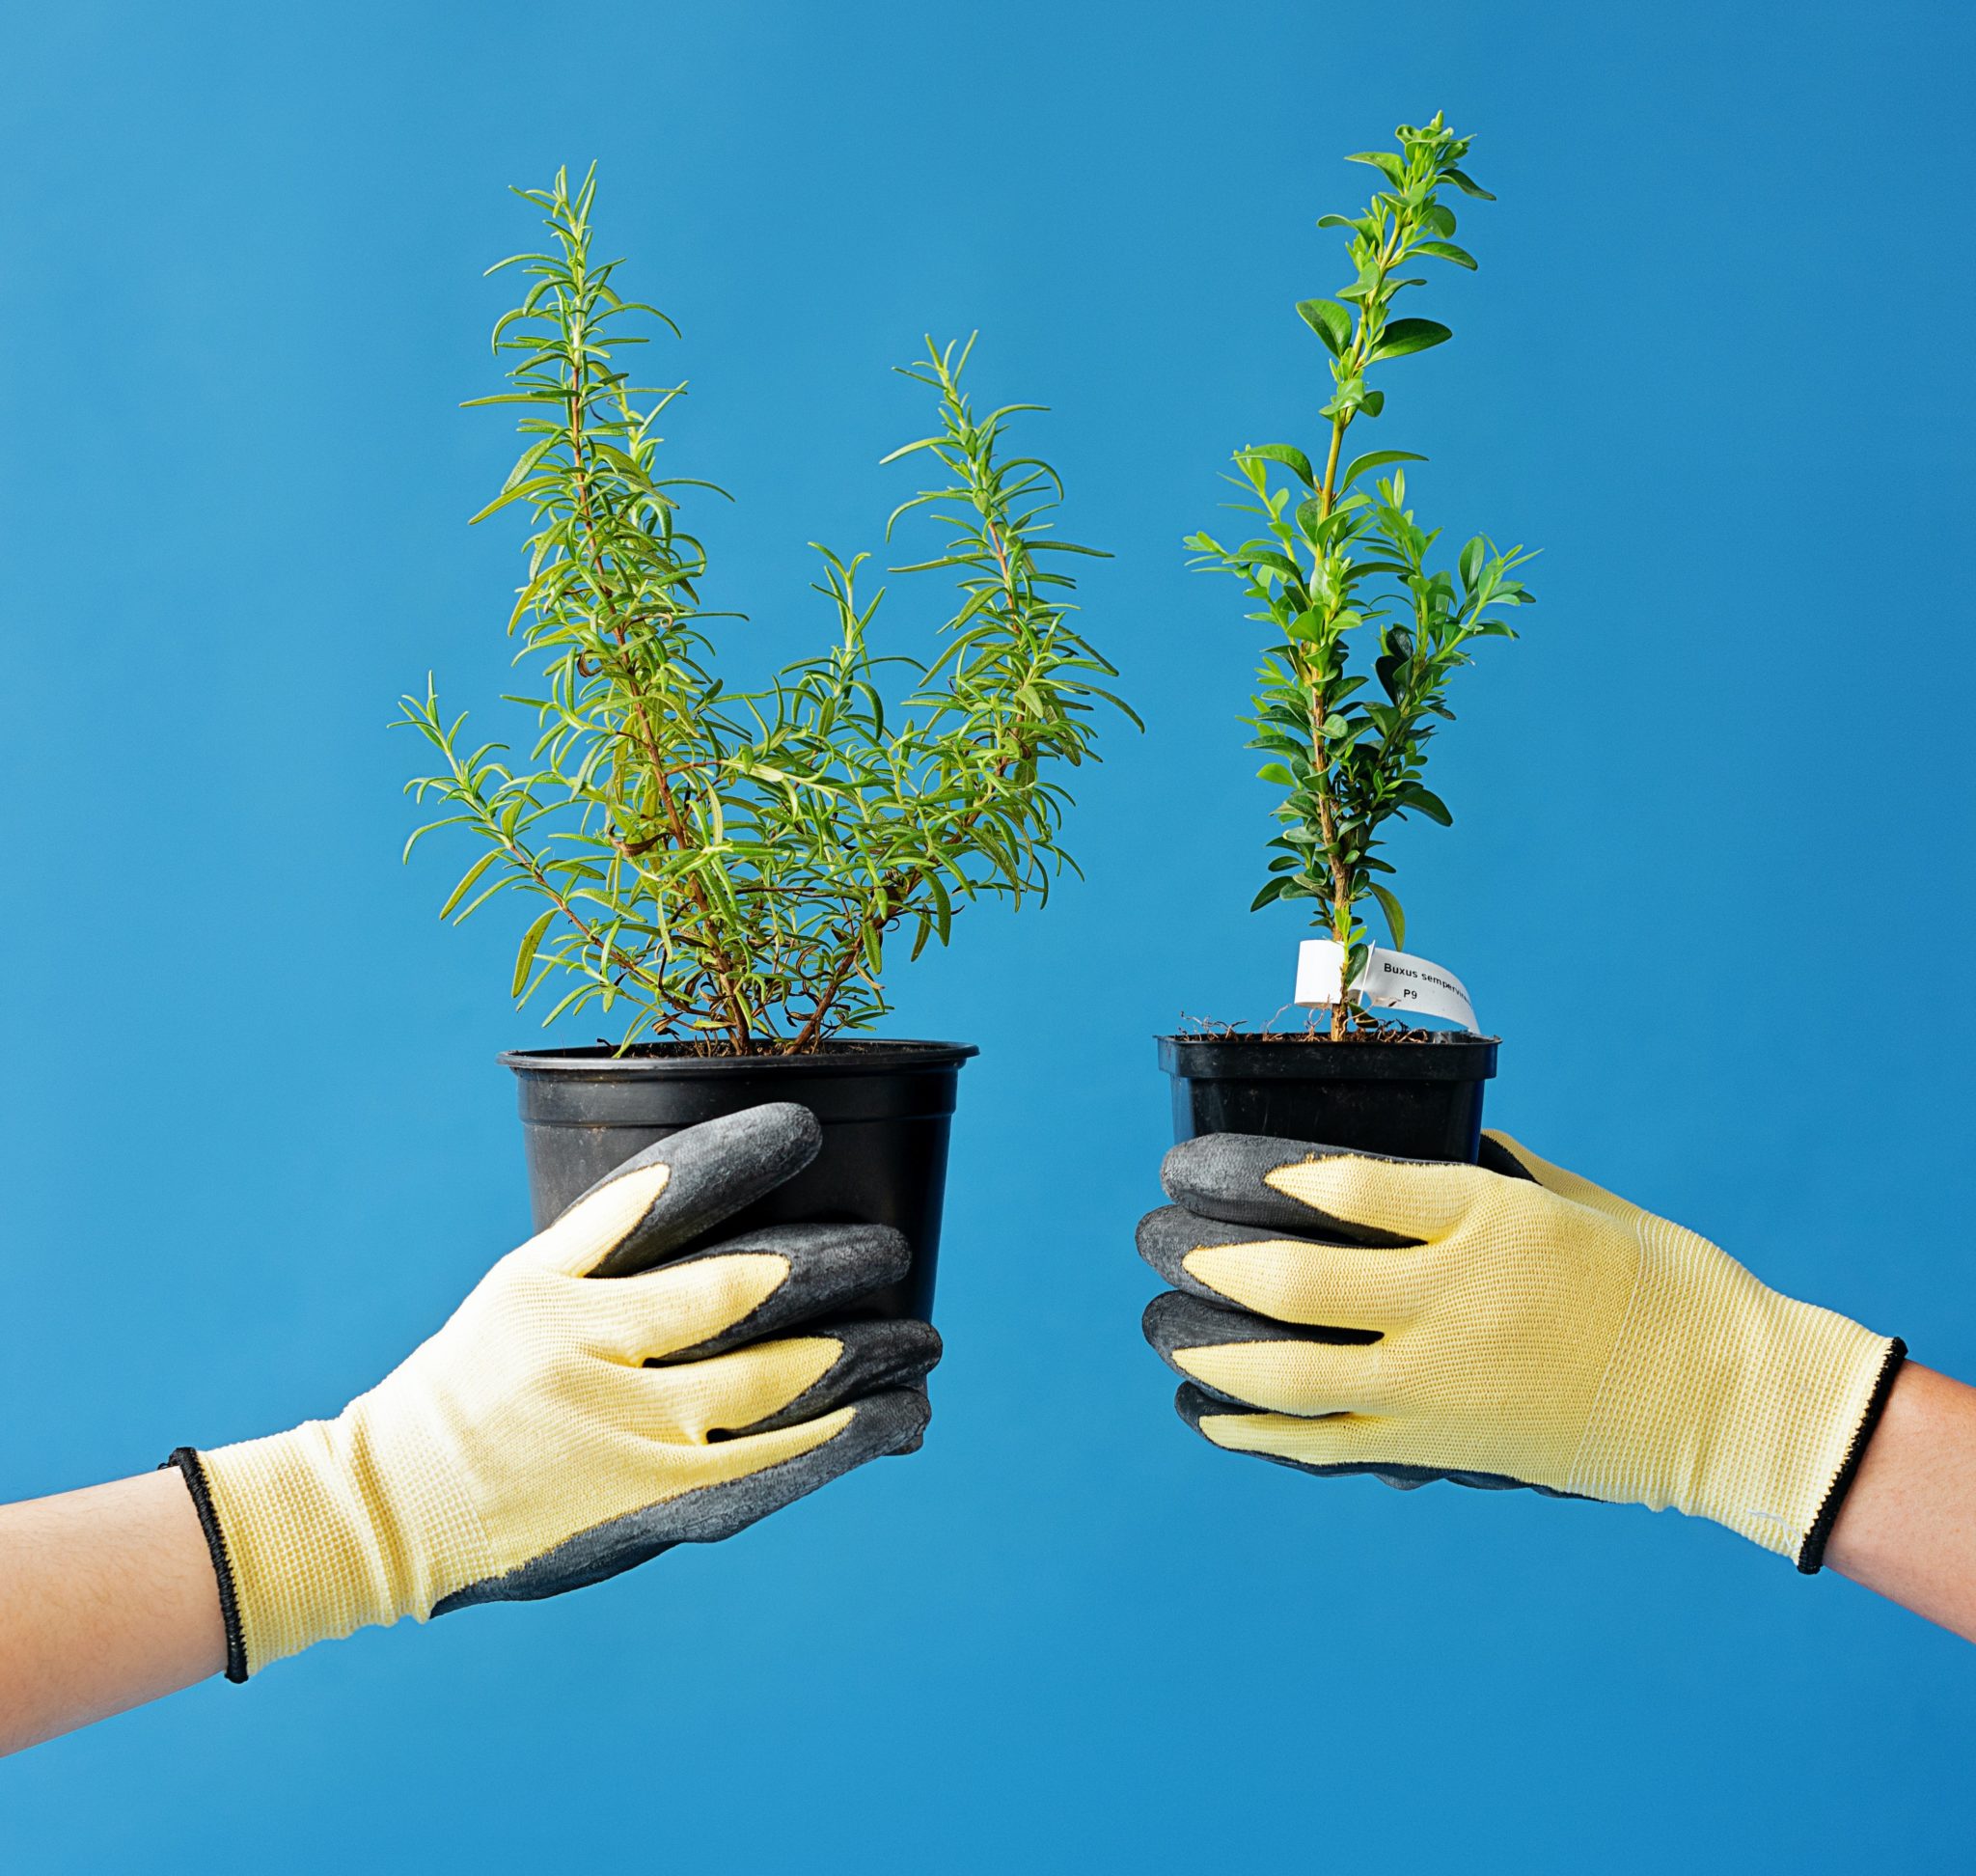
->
[1139, 1130, 1905, 1570]
[168, 1104, 937, 1680]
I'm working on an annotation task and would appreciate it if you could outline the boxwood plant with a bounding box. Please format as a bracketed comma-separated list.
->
[401, 167, 1132, 1054]
[1187, 115, 1535, 1038]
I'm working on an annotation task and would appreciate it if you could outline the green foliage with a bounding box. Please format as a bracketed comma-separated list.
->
[1185, 114, 1534, 1025]
[401, 165, 1132, 1054]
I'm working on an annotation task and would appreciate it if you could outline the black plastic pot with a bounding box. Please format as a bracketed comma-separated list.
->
[499, 1040, 976, 1321]
[1158, 1033, 1497, 1163]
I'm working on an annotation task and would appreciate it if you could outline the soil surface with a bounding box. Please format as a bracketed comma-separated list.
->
[1173, 1017, 1492, 1045]
[586, 1037, 954, 1061]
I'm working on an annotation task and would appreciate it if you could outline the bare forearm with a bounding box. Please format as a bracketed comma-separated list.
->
[0, 1470, 227, 1754]
[1826, 1363, 1976, 1642]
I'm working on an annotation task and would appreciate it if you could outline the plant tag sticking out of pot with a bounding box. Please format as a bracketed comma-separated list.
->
[1295, 939, 1480, 1033]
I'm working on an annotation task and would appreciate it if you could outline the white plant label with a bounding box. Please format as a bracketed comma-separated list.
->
[1294, 938, 1480, 1033]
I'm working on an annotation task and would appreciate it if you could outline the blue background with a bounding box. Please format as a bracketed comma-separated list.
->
[3, 0, 1970, 1865]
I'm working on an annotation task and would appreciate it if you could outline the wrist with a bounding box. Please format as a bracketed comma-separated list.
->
[1825, 1363, 1976, 1638]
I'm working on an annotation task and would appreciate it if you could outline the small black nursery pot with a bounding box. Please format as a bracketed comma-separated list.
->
[1158, 1033, 1497, 1163]
[501, 1040, 977, 1322]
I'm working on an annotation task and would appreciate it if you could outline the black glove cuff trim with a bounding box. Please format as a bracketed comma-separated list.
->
[161, 1448, 249, 1682]
[1796, 1337, 1907, 1576]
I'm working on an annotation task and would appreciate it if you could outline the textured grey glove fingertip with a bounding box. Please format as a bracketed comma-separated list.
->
[688, 1375, 935, 1513]
[866, 1383, 933, 1457]
[1476, 1132, 1540, 1182]
[1159, 1133, 1418, 1245]
[1140, 1289, 1374, 1388]
[1136, 1203, 1372, 1300]
[726, 1318, 942, 1437]
[1170, 1380, 1399, 1485]
[654, 1221, 914, 1361]
[577, 1102, 824, 1279]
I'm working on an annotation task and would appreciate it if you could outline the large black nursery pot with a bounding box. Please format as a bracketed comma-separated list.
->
[500, 1040, 977, 1322]
[1158, 1033, 1497, 1163]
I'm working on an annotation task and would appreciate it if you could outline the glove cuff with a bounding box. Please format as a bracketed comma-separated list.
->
[1695, 1288, 1901, 1563]
[162, 1448, 250, 1683]
[1571, 1219, 1901, 1562]
[184, 1407, 466, 1676]
[1795, 1334, 1907, 1574]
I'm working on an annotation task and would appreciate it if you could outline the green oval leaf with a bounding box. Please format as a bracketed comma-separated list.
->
[1368, 882, 1407, 950]
[1241, 547, 1304, 581]
[1345, 150, 1407, 187]
[1339, 449, 1428, 488]
[1239, 443, 1316, 487]
[1250, 874, 1295, 911]
[1400, 785, 1453, 827]
[1296, 298, 1354, 356]
[1372, 318, 1453, 361]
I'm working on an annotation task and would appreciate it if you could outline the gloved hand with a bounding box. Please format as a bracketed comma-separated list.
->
[1139, 1129, 1905, 1570]
[169, 1103, 936, 1680]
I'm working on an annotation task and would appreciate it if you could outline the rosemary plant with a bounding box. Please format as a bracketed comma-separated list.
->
[402, 166, 1131, 1054]
[1187, 114, 1535, 1038]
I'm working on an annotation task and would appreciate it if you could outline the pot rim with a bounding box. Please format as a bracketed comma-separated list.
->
[499, 1037, 978, 1078]
[1157, 1032, 1497, 1083]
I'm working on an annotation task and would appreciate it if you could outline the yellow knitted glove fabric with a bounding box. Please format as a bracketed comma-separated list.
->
[1139, 1131, 1903, 1567]
[175, 1106, 936, 1677]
